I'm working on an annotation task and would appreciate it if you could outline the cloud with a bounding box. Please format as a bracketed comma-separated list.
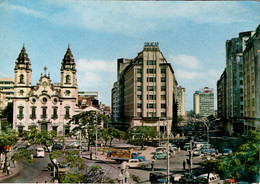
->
[169, 55, 199, 69]
[0, 1, 47, 18]
[175, 69, 204, 80]
[0, 72, 8, 77]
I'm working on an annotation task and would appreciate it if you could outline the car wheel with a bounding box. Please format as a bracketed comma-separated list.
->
[141, 165, 146, 170]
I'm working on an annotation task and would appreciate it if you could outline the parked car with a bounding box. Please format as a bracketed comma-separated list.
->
[58, 164, 70, 176]
[222, 148, 232, 155]
[149, 172, 175, 183]
[179, 173, 197, 183]
[125, 159, 149, 170]
[66, 141, 80, 149]
[224, 178, 237, 184]
[183, 143, 192, 150]
[193, 148, 201, 156]
[52, 143, 63, 150]
[201, 148, 216, 155]
[153, 152, 172, 160]
[197, 173, 220, 183]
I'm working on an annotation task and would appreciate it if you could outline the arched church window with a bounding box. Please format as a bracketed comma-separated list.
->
[20, 74, 24, 84]
[66, 75, 71, 84]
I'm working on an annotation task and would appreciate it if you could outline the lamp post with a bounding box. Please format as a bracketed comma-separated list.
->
[166, 119, 170, 184]
[95, 124, 98, 160]
[202, 119, 219, 153]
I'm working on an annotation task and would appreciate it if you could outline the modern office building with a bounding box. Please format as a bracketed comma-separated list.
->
[243, 25, 260, 133]
[13, 44, 78, 135]
[111, 43, 178, 133]
[0, 77, 14, 106]
[78, 91, 99, 100]
[177, 86, 186, 117]
[193, 87, 214, 117]
[225, 31, 255, 134]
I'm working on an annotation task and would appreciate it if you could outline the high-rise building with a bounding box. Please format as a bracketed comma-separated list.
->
[177, 86, 185, 117]
[243, 25, 260, 132]
[111, 43, 178, 133]
[13, 44, 78, 135]
[193, 87, 214, 117]
[217, 69, 227, 120]
[0, 77, 14, 105]
[225, 31, 255, 134]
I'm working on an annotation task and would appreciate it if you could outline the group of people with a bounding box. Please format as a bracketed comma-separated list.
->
[0, 160, 16, 176]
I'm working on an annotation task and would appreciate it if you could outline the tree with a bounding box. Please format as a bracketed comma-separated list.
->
[220, 130, 259, 182]
[128, 126, 157, 147]
[69, 111, 103, 151]
[0, 130, 18, 174]
[0, 102, 13, 131]
[102, 127, 126, 146]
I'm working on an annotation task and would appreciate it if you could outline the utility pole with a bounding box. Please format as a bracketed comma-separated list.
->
[95, 124, 98, 160]
[167, 119, 170, 184]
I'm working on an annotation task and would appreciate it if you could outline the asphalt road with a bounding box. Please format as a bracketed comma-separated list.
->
[1, 155, 51, 183]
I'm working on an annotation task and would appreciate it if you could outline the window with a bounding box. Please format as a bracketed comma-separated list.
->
[147, 104, 155, 108]
[147, 69, 156, 74]
[41, 107, 47, 119]
[19, 74, 24, 84]
[17, 106, 24, 120]
[161, 86, 166, 91]
[137, 77, 142, 82]
[137, 103, 142, 108]
[161, 69, 166, 74]
[147, 86, 155, 91]
[137, 68, 142, 74]
[137, 86, 142, 91]
[66, 75, 71, 84]
[147, 60, 156, 65]
[161, 112, 166, 117]
[147, 77, 156, 82]
[30, 106, 36, 119]
[147, 112, 156, 117]
[52, 107, 58, 119]
[161, 104, 166, 108]
[161, 95, 166, 100]
[161, 77, 166, 82]
[65, 107, 70, 119]
[147, 95, 156, 100]
[137, 95, 142, 100]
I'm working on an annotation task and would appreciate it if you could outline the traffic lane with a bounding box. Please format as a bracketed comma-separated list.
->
[2, 154, 51, 183]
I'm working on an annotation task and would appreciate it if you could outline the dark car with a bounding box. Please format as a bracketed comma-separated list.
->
[52, 143, 63, 150]
[149, 172, 175, 184]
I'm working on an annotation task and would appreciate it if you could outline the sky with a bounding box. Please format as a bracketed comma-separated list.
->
[0, 0, 259, 111]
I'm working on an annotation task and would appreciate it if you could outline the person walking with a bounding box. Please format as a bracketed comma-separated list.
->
[13, 160, 16, 168]
[7, 166, 10, 176]
[183, 160, 186, 170]
[151, 161, 155, 171]
[90, 149, 93, 160]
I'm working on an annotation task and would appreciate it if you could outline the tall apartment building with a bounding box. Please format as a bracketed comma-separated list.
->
[225, 31, 255, 134]
[177, 86, 186, 117]
[243, 25, 260, 133]
[217, 69, 227, 120]
[193, 87, 214, 117]
[111, 43, 178, 133]
[0, 77, 14, 106]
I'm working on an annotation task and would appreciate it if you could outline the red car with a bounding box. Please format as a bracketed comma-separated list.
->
[224, 179, 237, 184]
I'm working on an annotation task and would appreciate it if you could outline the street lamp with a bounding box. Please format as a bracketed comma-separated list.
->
[202, 118, 219, 153]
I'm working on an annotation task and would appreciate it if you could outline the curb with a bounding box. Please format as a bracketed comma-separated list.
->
[0, 166, 19, 181]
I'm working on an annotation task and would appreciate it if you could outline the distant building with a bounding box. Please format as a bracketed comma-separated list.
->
[0, 77, 14, 107]
[177, 86, 185, 117]
[111, 43, 178, 133]
[193, 87, 214, 117]
[0, 91, 6, 110]
[78, 91, 99, 100]
[243, 25, 260, 133]
[13, 44, 78, 135]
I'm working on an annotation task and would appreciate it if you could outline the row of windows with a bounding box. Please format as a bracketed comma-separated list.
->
[137, 103, 166, 108]
[137, 95, 166, 100]
[137, 68, 166, 74]
[17, 106, 70, 120]
[137, 77, 166, 83]
[136, 112, 166, 117]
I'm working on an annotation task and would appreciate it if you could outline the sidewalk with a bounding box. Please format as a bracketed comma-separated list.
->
[0, 162, 19, 182]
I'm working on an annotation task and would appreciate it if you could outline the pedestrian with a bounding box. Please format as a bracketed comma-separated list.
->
[7, 166, 10, 176]
[31, 154, 33, 159]
[13, 160, 16, 168]
[183, 160, 186, 170]
[90, 149, 93, 160]
[151, 161, 154, 171]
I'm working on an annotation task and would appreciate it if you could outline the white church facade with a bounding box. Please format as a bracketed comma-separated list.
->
[13, 44, 78, 136]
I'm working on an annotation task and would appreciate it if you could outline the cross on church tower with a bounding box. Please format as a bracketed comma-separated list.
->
[43, 66, 48, 76]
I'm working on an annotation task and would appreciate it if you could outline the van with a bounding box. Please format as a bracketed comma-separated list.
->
[33, 147, 45, 158]
[197, 173, 220, 183]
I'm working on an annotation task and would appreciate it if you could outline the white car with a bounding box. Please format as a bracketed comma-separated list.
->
[125, 159, 149, 170]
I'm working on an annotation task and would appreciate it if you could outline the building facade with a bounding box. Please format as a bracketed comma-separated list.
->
[111, 43, 178, 133]
[0, 77, 14, 108]
[177, 86, 186, 117]
[193, 87, 214, 117]
[243, 25, 260, 133]
[217, 69, 227, 120]
[225, 31, 255, 134]
[13, 44, 78, 135]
